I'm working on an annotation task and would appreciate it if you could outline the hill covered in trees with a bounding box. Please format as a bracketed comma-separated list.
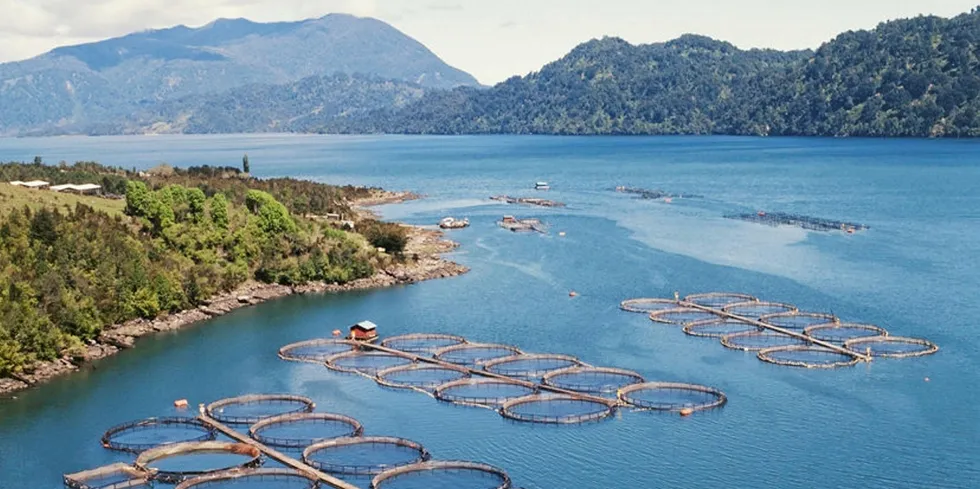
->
[324, 8, 980, 137]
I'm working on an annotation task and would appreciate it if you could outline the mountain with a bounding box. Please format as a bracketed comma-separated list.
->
[324, 9, 980, 137]
[0, 14, 478, 135]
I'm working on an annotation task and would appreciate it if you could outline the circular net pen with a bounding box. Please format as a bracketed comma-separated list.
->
[758, 345, 861, 369]
[248, 412, 364, 449]
[278, 338, 357, 363]
[649, 307, 722, 325]
[721, 331, 809, 351]
[376, 364, 470, 392]
[325, 351, 414, 376]
[174, 469, 318, 489]
[433, 343, 523, 367]
[64, 463, 150, 489]
[618, 382, 727, 412]
[804, 323, 888, 343]
[500, 395, 615, 424]
[760, 311, 838, 331]
[303, 436, 431, 476]
[380, 333, 468, 355]
[722, 301, 798, 319]
[135, 441, 262, 484]
[844, 336, 939, 358]
[482, 354, 585, 381]
[434, 378, 537, 408]
[684, 292, 758, 308]
[206, 394, 315, 425]
[371, 461, 512, 489]
[101, 417, 216, 453]
[683, 319, 761, 339]
[542, 367, 646, 396]
[620, 298, 679, 314]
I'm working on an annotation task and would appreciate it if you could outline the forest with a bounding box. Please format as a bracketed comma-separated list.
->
[0, 161, 406, 376]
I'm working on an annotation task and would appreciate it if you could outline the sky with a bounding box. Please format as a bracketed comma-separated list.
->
[1, 0, 977, 84]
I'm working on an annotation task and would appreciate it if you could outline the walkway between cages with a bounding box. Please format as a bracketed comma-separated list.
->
[196, 413, 361, 489]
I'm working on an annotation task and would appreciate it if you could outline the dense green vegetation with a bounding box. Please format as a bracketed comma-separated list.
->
[0, 161, 390, 376]
[326, 9, 980, 137]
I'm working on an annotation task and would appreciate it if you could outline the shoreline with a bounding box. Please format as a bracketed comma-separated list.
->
[0, 201, 466, 397]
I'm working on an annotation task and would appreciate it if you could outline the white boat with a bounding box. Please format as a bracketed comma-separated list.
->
[534, 181, 550, 190]
[439, 217, 469, 229]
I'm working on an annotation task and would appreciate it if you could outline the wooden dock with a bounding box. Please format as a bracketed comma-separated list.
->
[196, 413, 360, 489]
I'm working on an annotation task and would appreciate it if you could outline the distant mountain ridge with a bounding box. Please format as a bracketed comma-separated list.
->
[0, 14, 479, 135]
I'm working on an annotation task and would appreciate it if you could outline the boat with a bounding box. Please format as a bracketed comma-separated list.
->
[439, 217, 470, 229]
[498, 215, 546, 233]
[534, 182, 550, 190]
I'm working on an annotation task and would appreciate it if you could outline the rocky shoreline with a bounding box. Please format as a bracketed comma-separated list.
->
[0, 220, 467, 397]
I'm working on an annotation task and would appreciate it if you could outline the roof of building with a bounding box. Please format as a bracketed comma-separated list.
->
[351, 320, 377, 331]
[11, 180, 50, 187]
[51, 183, 102, 192]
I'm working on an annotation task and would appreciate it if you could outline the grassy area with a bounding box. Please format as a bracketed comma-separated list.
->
[0, 183, 126, 216]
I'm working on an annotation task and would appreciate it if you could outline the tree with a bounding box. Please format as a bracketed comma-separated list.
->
[210, 193, 229, 230]
[124, 181, 153, 217]
[242, 153, 250, 174]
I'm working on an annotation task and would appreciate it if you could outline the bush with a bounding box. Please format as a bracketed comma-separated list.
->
[360, 220, 409, 254]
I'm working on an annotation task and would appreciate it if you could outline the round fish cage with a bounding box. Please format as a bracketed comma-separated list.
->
[619, 298, 679, 314]
[302, 436, 431, 476]
[434, 378, 537, 408]
[482, 354, 585, 380]
[757, 345, 861, 369]
[618, 382, 727, 412]
[721, 331, 809, 352]
[683, 318, 761, 339]
[101, 417, 216, 453]
[843, 336, 939, 358]
[380, 333, 468, 355]
[376, 363, 470, 392]
[433, 343, 523, 366]
[371, 461, 512, 489]
[206, 394, 315, 425]
[325, 351, 414, 376]
[249, 412, 364, 449]
[760, 311, 838, 331]
[64, 463, 150, 489]
[648, 307, 722, 325]
[499, 395, 615, 424]
[722, 301, 798, 319]
[278, 338, 357, 363]
[684, 292, 758, 308]
[174, 469, 318, 489]
[804, 323, 888, 343]
[542, 367, 645, 395]
[135, 441, 262, 484]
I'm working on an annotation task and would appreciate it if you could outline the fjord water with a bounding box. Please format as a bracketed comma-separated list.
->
[1, 135, 978, 488]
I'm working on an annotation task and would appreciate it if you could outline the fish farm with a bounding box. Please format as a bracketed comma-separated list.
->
[490, 195, 566, 208]
[621, 292, 938, 368]
[614, 186, 703, 200]
[724, 211, 870, 233]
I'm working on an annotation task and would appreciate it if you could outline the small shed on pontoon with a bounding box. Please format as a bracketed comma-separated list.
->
[349, 321, 379, 342]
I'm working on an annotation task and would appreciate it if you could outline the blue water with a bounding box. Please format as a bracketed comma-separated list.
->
[0, 135, 978, 488]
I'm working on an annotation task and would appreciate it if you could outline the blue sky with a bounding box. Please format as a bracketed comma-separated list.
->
[1, 0, 977, 84]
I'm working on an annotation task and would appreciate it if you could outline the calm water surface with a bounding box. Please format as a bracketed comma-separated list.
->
[0, 135, 978, 488]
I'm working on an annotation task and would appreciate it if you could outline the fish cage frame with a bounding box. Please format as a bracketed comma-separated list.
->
[64, 463, 150, 489]
[804, 323, 889, 343]
[648, 307, 723, 325]
[757, 345, 861, 369]
[619, 298, 680, 313]
[722, 301, 799, 317]
[432, 343, 524, 366]
[684, 292, 759, 308]
[375, 363, 471, 392]
[541, 366, 646, 394]
[433, 378, 538, 407]
[173, 469, 318, 489]
[720, 330, 809, 352]
[302, 436, 431, 476]
[482, 353, 587, 379]
[499, 394, 616, 424]
[206, 394, 315, 425]
[683, 318, 762, 339]
[325, 350, 414, 375]
[134, 441, 262, 484]
[379, 333, 468, 354]
[370, 461, 512, 489]
[101, 416, 216, 453]
[843, 336, 939, 358]
[278, 338, 358, 363]
[760, 311, 839, 330]
[618, 382, 728, 412]
[248, 412, 364, 449]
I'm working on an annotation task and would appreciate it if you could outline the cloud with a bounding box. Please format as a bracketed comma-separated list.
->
[426, 1, 462, 11]
[499, 20, 519, 29]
